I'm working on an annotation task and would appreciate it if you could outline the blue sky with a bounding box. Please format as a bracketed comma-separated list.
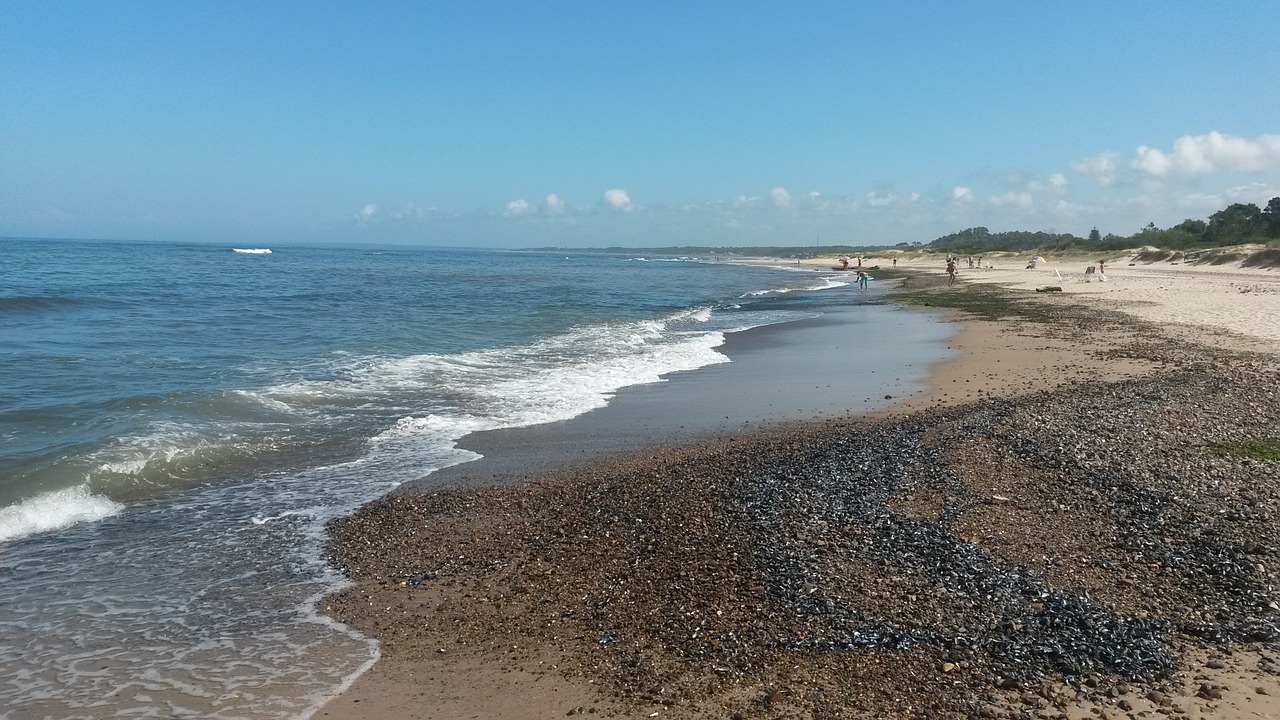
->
[3, 1, 1279, 247]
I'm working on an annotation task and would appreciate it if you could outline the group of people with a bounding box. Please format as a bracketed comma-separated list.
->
[838, 256, 871, 288]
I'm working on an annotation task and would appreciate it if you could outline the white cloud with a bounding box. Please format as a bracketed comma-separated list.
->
[355, 203, 378, 224]
[1173, 192, 1228, 215]
[504, 198, 532, 216]
[865, 191, 920, 207]
[1224, 182, 1280, 204]
[1049, 199, 1081, 219]
[1070, 152, 1119, 186]
[392, 202, 424, 221]
[770, 186, 793, 209]
[1132, 146, 1175, 179]
[604, 188, 634, 212]
[1048, 173, 1067, 188]
[1133, 131, 1280, 180]
[544, 193, 565, 214]
[989, 191, 1033, 208]
[951, 186, 974, 203]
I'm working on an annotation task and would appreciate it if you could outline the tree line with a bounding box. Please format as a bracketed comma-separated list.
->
[929, 197, 1280, 253]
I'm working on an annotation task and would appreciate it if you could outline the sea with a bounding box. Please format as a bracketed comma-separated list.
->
[0, 238, 952, 719]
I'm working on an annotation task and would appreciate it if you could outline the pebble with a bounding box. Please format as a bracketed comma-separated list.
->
[325, 348, 1280, 717]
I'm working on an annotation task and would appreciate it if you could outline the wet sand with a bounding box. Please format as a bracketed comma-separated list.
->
[316, 268, 1280, 719]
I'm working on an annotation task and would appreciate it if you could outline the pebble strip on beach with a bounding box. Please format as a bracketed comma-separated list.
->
[326, 289, 1280, 718]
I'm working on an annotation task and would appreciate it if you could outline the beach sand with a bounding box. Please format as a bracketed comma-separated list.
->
[316, 258, 1280, 719]
[874, 249, 1280, 352]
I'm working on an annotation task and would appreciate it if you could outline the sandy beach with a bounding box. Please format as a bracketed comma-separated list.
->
[871, 249, 1280, 352]
[317, 255, 1280, 719]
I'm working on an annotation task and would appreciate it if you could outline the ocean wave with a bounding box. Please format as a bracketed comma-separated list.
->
[264, 308, 713, 402]
[7, 302, 780, 537]
[684, 306, 713, 323]
[232, 248, 272, 254]
[226, 390, 314, 417]
[4, 306, 736, 526]
[742, 273, 850, 296]
[813, 275, 852, 290]
[357, 329, 729, 477]
[89, 425, 222, 477]
[81, 423, 278, 496]
[0, 484, 124, 543]
[251, 310, 734, 473]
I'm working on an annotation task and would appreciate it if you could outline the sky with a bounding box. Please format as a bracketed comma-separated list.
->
[3, 1, 1279, 248]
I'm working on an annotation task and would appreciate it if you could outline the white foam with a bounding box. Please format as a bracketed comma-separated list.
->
[372, 414, 487, 442]
[488, 331, 730, 426]
[318, 311, 736, 482]
[263, 308, 722, 405]
[365, 330, 730, 459]
[743, 273, 851, 296]
[231, 248, 272, 254]
[88, 425, 231, 479]
[815, 275, 852, 290]
[230, 390, 308, 415]
[250, 510, 309, 525]
[0, 485, 124, 543]
[673, 306, 713, 323]
[295, 585, 381, 720]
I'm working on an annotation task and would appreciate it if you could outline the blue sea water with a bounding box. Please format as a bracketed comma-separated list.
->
[0, 238, 947, 718]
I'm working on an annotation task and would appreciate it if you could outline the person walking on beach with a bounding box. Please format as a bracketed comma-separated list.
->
[946, 257, 957, 286]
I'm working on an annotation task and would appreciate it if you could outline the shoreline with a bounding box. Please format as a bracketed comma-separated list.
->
[396, 294, 955, 494]
[316, 261, 1280, 719]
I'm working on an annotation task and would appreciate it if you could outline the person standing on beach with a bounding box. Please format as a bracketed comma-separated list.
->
[1098, 259, 1106, 275]
[857, 270, 869, 289]
[946, 257, 957, 286]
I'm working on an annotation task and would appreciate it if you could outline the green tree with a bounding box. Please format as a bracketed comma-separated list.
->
[1263, 196, 1280, 238]
[1206, 203, 1264, 245]
[1175, 218, 1207, 236]
[1088, 227, 1101, 243]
